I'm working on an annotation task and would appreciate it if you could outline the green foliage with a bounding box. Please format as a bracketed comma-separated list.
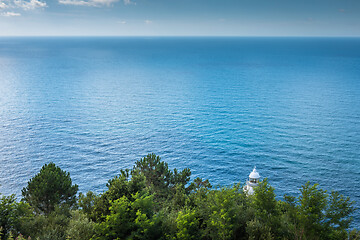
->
[180, 184, 250, 240]
[349, 229, 360, 240]
[80, 168, 148, 223]
[0, 195, 18, 239]
[32, 206, 71, 240]
[294, 182, 355, 240]
[176, 209, 200, 240]
[6, 232, 13, 240]
[205, 185, 249, 240]
[9, 202, 34, 239]
[95, 192, 162, 240]
[80, 153, 193, 223]
[12, 234, 28, 240]
[65, 210, 96, 240]
[0, 195, 34, 239]
[131, 153, 192, 202]
[21, 162, 78, 215]
[248, 178, 282, 239]
[325, 191, 354, 233]
[78, 191, 99, 222]
[1, 155, 358, 240]
[298, 182, 328, 238]
[252, 179, 278, 220]
[246, 218, 273, 240]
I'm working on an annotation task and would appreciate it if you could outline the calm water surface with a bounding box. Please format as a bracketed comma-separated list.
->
[0, 37, 359, 223]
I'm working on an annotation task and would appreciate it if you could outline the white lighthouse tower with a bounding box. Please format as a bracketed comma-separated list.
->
[243, 167, 260, 195]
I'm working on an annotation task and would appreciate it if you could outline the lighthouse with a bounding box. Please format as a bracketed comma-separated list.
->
[243, 167, 260, 195]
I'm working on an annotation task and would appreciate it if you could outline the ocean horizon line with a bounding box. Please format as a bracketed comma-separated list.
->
[1, 35, 360, 38]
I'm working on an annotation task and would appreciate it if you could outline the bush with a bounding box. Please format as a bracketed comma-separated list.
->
[65, 210, 96, 240]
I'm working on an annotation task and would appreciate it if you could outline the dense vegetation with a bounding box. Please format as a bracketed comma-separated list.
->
[1, 153, 359, 240]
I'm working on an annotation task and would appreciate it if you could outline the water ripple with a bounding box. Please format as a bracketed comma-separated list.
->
[1, 37, 360, 225]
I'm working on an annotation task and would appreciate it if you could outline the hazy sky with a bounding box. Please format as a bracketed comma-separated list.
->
[0, 0, 359, 36]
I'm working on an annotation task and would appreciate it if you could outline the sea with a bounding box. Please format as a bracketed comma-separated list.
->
[0, 37, 359, 224]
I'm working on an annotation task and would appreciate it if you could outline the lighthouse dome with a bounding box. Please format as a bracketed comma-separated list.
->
[249, 167, 260, 179]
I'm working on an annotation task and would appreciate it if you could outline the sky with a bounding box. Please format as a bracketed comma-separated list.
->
[0, 0, 359, 36]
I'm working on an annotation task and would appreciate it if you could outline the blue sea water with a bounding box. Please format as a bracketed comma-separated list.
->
[0, 37, 360, 223]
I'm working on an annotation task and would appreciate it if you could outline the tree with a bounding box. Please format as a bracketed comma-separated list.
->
[78, 191, 97, 219]
[0, 195, 18, 239]
[65, 210, 96, 240]
[22, 162, 78, 215]
[248, 178, 281, 239]
[252, 179, 278, 222]
[96, 192, 162, 240]
[296, 182, 355, 240]
[0, 194, 34, 239]
[203, 185, 249, 240]
[324, 190, 354, 239]
[296, 182, 328, 239]
[176, 209, 200, 240]
[131, 153, 192, 201]
[2, 155, 355, 239]
[183, 184, 250, 240]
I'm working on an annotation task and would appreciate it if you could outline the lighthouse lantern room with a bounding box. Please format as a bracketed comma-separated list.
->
[243, 167, 260, 195]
